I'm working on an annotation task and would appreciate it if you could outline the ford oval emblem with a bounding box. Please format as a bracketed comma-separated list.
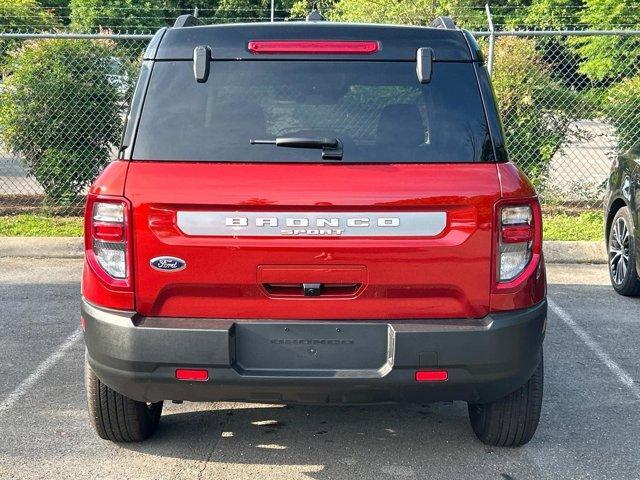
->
[150, 256, 186, 272]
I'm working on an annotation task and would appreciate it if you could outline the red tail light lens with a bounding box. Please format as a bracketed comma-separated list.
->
[85, 195, 132, 287]
[248, 40, 379, 54]
[93, 222, 124, 242]
[501, 224, 533, 244]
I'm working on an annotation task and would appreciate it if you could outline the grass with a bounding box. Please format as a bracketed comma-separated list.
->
[543, 211, 603, 241]
[0, 214, 84, 237]
[0, 211, 605, 241]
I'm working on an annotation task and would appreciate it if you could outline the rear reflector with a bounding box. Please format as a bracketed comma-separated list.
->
[93, 222, 125, 242]
[501, 224, 533, 244]
[415, 370, 448, 382]
[175, 369, 209, 381]
[248, 40, 379, 54]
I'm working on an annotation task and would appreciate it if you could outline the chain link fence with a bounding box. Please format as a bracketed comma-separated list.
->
[0, 33, 149, 215]
[0, 27, 639, 216]
[476, 29, 640, 213]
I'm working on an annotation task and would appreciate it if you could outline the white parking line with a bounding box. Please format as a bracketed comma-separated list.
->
[1, 299, 637, 416]
[0, 328, 82, 415]
[548, 298, 640, 400]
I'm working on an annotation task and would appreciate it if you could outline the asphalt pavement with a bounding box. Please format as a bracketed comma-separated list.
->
[0, 258, 639, 480]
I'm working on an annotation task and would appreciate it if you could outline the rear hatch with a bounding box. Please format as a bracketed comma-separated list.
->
[125, 43, 500, 320]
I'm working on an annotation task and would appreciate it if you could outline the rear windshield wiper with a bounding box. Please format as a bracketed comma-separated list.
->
[250, 137, 343, 160]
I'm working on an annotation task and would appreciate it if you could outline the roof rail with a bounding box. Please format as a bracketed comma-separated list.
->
[430, 16, 457, 30]
[174, 14, 199, 28]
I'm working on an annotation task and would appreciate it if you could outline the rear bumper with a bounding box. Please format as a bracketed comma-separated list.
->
[82, 299, 546, 404]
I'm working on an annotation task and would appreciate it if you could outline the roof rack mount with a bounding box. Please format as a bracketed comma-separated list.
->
[431, 16, 457, 30]
[174, 14, 199, 28]
[306, 3, 326, 21]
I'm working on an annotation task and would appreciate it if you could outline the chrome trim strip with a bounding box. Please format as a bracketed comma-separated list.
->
[176, 211, 447, 237]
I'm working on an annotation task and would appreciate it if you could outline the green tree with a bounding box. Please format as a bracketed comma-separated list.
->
[69, 0, 166, 33]
[605, 75, 640, 152]
[307, 0, 487, 29]
[0, 0, 59, 64]
[36, 0, 72, 25]
[491, 37, 582, 186]
[162, 0, 217, 22]
[501, 0, 587, 89]
[503, 0, 583, 29]
[215, 0, 295, 23]
[0, 40, 128, 203]
[570, 0, 640, 81]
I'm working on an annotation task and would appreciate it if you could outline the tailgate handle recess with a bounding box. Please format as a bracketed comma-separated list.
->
[258, 265, 366, 297]
[262, 283, 360, 297]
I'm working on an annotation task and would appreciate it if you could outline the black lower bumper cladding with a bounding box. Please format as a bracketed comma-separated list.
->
[82, 299, 546, 405]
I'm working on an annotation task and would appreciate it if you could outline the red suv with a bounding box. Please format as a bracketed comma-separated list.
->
[82, 14, 546, 447]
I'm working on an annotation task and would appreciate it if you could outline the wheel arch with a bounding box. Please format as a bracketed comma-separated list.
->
[606, 198, 628, 242]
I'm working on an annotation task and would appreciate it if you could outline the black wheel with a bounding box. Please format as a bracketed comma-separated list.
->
[608, 207, 640, 296]
[85, 358, 163, 442]
[468, 353, 543, 447]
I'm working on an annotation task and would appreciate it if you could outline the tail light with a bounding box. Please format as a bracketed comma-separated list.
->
[495, 199, 542, 289]
[84, 194, 133, 289]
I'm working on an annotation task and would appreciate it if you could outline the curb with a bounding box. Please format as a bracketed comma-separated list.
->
[0, 237, 84, 259]
[543, 240, 607, 264]
[0, 237, 607, 264]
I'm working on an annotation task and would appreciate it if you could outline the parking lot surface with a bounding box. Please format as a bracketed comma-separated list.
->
[0, 258, 639, 480]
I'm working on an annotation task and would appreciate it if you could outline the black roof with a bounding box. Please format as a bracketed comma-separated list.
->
[145, 22, 480, 62]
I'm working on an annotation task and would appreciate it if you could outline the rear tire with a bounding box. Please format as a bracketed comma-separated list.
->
[608, 207, 640, 296]
[85, 358, 163, 442]
[468, 353, 543, 447]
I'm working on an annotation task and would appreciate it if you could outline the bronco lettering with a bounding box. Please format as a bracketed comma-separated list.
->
[270, 339, 355, 345]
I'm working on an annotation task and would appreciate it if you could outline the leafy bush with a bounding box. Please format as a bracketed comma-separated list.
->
[215, 0, 295, 22]
[313, 0, 487, 28]
[491, 37, 582, 187]
[569, 0, 640, 82]
[0, 39, 129, 204]
[605, 75, 640, 153]
[0, 0, 59, 64]
[70, 0, 165, 33]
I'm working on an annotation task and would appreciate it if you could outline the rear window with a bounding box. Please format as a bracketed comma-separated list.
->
[133, 61, 492, 163]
